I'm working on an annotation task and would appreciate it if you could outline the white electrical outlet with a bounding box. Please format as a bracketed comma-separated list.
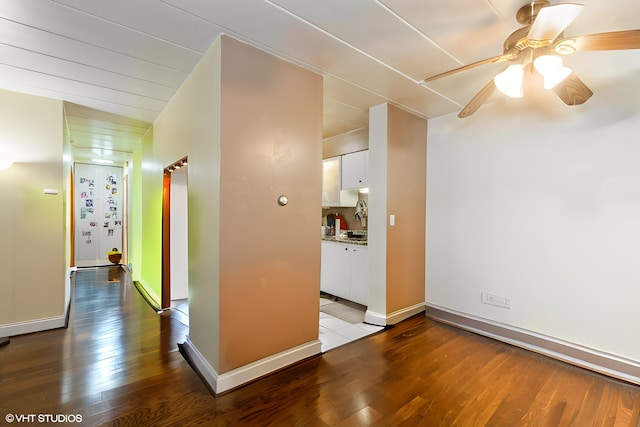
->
[482, 292, 511, 309]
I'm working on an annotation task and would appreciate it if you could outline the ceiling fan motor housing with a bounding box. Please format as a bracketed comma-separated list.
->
[516, 0, 551, 25]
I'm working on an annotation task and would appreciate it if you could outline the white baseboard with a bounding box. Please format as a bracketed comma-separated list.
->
[0, 316, 66, 338]
[425, 303, 640, 386]
[364, 310, 386, 326]
[365, 302, 426, 326]
[182, 336, 322, 394]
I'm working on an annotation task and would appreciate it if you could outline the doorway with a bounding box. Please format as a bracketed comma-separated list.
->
[73, 163, 124, 267]
[161, 157, 189, 324]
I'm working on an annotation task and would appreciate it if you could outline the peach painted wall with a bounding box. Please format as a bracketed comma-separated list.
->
[150, 35, 322, 374]
[385, 105, 427, 313]
[218, 37, 322, 372]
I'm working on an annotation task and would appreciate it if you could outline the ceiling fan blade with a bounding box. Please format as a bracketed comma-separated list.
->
[424, 55, 510, 82]
[527, 3, 584, 44]
[552, 72, 593, 105]
[458, 80, 496, 118]
[568, 29, 640, 52]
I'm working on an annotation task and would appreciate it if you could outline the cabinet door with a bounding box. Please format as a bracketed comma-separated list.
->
[341, 150, 367, 189]
[322, 157, 340, 207]
[323, 157, 359, 207]
[349, 246, 369, 305]
[320, 242, 351, 299]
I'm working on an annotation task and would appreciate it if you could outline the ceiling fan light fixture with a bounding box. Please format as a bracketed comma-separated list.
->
[534, 55, 572, 89]
[494, 64, 524, 98]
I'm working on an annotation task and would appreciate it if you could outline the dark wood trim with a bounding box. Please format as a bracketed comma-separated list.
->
[161, 171, 171, 309]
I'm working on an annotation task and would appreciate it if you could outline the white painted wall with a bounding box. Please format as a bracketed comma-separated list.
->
[367, 104, 388, 320]
[426, 88, 640, 361]
[0, 89, 66, 335]
[170, 167, 189, 300]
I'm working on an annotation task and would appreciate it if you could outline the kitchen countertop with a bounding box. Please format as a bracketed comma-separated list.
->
[322, 236, 368, 246]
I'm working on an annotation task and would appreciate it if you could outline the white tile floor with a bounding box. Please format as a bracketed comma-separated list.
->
[171, 297, 384, 352]
[319, 311, 384, 352]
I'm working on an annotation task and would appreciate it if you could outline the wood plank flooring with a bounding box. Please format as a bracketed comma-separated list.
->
[1, 267, 639, 426]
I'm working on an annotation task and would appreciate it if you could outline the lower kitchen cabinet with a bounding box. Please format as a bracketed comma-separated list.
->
[320, 241, 368, 306]
[349, 246, 368, 305]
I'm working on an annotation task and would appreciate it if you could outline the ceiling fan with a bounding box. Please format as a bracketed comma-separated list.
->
[424, 1, 640, 118]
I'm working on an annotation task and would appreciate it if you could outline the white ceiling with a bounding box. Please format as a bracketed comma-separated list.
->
[0, 0, 638, 163]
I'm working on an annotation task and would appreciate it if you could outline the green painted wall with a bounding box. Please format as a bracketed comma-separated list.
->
[137, 127, 162, 306]
[128, 149, 143, 282]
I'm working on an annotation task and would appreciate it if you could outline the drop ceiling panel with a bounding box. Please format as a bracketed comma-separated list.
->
[0, 0, 201, 73]
[0, 63, 166, 112]
[65, 121, 148, 145]
[381, 0, 513, 66]
[162, 0, 354, 72]
[65, 103, 149, 163]
[323, 76, 388, 111]
[163, 0, 458, 118]
[269, 0, 462, 81]
[65, 102, 151, 130]
[323, 98, 369, 139]
[52, 0, 218, 53]
[0, 18, 188, 89]
[0, 44, 175, 102]
[325, 49, 459, 118]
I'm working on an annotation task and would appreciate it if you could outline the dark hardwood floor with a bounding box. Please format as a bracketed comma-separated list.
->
[1, 267, 639, 426]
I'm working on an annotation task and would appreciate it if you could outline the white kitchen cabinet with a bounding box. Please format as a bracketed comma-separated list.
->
[349, 245, 369, 305]
[320, 241, 369, 306]
[320, 241, 351, 299]
[341, 150, 368, 189]
[322, 157, 358, 207]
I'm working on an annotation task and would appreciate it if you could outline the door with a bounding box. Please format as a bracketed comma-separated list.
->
[73, 163, 124, 267]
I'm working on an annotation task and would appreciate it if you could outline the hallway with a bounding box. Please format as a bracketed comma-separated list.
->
[0, 267, 639, 425]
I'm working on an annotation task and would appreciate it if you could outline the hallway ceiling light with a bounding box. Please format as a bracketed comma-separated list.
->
[0, 158, 13, 171]
[166, 157, 188, 173]
[91, 158, 113, 165]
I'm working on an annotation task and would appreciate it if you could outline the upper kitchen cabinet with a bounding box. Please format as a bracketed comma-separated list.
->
[341, 150, 368, 190]
[323, 156, 358, 207]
